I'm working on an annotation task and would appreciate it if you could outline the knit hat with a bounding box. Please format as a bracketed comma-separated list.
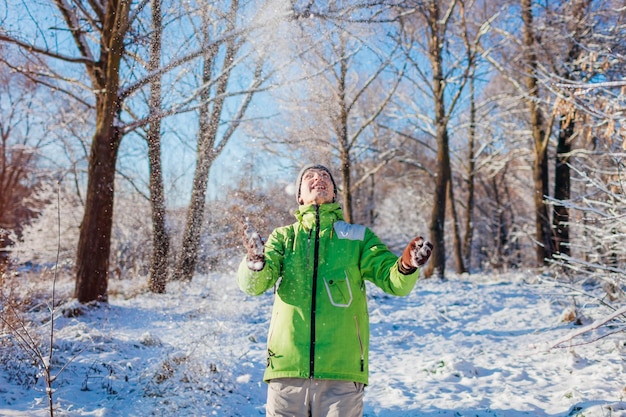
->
[296, 164, 337, 204]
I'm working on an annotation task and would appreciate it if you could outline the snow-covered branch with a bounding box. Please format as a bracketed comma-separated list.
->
[550, 304, 626, 349]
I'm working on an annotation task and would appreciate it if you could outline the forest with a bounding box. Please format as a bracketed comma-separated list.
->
[1, 1, 625, 416]
[0, 0, 625, 318]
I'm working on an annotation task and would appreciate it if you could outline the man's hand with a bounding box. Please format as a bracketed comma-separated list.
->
[400, 236, 433, 271]
[242, 218, 265, 271]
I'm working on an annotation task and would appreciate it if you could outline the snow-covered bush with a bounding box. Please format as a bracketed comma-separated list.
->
[9, 182, 155, 282]
[9, 183, 82, 272]
[546, 151, 626, 346]
[550, 152, 626, 287]
[110, 190, 153, 279]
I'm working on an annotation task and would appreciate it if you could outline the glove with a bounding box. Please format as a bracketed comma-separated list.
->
[242, 218, 265, 271]
[400, 236, 433, 272]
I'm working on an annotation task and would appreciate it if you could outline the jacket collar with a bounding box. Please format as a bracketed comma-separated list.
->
[295, 203, 344, 230]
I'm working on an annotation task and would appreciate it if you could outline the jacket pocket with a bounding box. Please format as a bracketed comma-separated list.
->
[323, 272, 353, 307]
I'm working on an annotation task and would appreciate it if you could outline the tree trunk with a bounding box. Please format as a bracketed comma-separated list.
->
[368, 174, 376, 226]
[423, 0, 450, 279]
[532, 125, 552, 265]
[552, 116, 573, 256]
[337, 35, 352, 223]
[341, 154, 353, 223]
[175, 145, 216, 281]
[174, 3, 238, 281]
[448, 180, 467, 273]
[463, 74, 476, 270]
[147, 0, 169, 294]
[491, 176, 503, 269]
[75, 124, 122, 302]
[521, 0, 553, 265]
[425, 126, 450, 279]
[552, 0, 587, 258]
[173, 66, 219, 282]
[74, 0, 131, 303]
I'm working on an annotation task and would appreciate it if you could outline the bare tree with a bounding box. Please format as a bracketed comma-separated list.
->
[546, 151, 626, 345]
[477, 1, 555, 268]
[395, 0, 489, 277]
[146, 0, 168, 293]
[545, 0, 626, 269]
[543, 1, 626, 259]
[173, 1, 274, 281]
[311, 34, 402, 223]
[262, 3, 404, 224]
[479, 0, 625, 268]
[1, 0, 275, 299]
[520, 0, 554, 265]
[1, 0, 136, 302]
[543, 8, 626, 340]
[462, 64, 477, 269]
[0, 60, 48, 270]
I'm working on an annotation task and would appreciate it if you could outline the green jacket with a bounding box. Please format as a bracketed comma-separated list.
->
[237, 203, 420, 385]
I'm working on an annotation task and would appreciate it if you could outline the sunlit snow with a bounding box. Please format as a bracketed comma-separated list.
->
[1, 272, 625, 416]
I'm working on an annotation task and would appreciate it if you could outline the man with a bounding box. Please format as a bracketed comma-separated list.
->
[238, 164, 433, 417]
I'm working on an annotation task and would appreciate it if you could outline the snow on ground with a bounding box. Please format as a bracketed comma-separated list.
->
[1, 271, 625, 417]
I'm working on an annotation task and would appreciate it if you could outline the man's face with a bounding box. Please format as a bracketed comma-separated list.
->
[299, 168, 335, 205]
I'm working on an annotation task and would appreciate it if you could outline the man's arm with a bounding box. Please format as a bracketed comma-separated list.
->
[237, 226, 284, 296]
[360, 229, 432, 296]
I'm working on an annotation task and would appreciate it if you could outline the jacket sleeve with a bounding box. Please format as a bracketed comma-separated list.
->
[237, 227, 285, 296]
[359, 228, 419, 296]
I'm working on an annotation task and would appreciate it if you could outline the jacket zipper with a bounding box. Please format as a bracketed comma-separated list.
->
[309, 204, 320, 379]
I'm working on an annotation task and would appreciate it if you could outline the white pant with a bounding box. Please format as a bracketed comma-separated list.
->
[266, 378, 365, 417]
